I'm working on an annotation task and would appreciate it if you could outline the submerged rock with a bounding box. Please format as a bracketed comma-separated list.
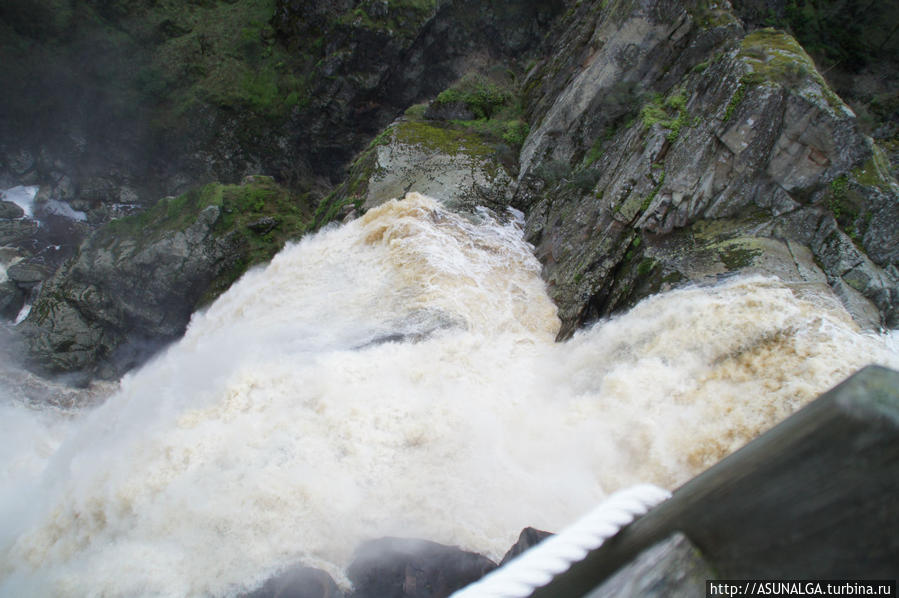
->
[240, 565, 343, 598]
[347, 537, 496, 598]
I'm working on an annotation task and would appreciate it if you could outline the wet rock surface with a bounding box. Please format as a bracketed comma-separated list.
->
[240, 565, 344, 598]
[347, 537, 496, 598]
[499, 527, 553, 566]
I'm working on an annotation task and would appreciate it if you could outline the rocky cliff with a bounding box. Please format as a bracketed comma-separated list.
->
[0, 0, 560, 223]
[513, 0, 898, 336]
[19, 176, 312, 380]
[328, 0, 899, 338]
[4, 0, 898, 380]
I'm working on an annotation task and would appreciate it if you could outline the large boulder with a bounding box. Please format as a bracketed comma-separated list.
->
[19, 177, 313, 381]
[315, 111, 515, 223]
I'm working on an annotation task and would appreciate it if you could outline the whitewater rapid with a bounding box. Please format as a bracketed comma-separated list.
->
[1, 193, 897, 596]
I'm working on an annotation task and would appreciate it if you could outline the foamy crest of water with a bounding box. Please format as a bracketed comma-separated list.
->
[0, 193, 896, 597]
[0, 186, 38, 219]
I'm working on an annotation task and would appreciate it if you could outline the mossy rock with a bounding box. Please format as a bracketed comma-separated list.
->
[738, 28, 844, 111]
[314, 110, 514, 223]
[104, 177, 312, 305]
[22, 176, 314, 379]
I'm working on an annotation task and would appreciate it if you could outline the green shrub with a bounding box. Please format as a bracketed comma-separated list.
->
[502, 120, 530, 147]
[434, 74, 512, 119]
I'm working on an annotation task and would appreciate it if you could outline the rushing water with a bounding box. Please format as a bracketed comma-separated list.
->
[0, 185, 38, 218]
[1, 193, 897, 597]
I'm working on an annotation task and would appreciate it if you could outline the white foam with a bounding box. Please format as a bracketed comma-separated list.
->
[0, 186, 38, 219]
[0, 193, 895, 597]
[40, 199, 87, 222]
[13, 303, 31, 325]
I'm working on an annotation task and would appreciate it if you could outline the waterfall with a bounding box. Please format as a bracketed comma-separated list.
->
[1, 193, 896, 597]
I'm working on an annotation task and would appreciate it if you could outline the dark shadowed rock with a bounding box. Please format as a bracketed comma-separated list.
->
[6, 260, 52, 287]
[0, 280, 25, 320]
[347, 537, 496, 598]
[240, 564, 343, 598]
[424, 101, 477, 122]
[0, 218, 39, 247]
[0, 200, 24, 219]
[499, 527, 553, 566]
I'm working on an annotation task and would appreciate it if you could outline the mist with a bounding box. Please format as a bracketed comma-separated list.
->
[1, 194, 896, 597]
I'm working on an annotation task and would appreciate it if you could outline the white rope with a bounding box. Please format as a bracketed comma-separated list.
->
[451, 484, 671, 598]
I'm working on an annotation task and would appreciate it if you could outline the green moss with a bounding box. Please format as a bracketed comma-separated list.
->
[393, 119, 496, 158]
[641, 171, 666, 211]
[831, 174, 849, 199]
[724, 80, 748, 123]
[404, 103, 428, 119]
[583, 136, 605, 167]
[335, 0, 438, 37]
[738, 28, 843, 111]
[640, 91, 690, 143]
[637, 257, 656, 276]
[430, 71, 530, 152]
[502, 120, 530, 147]
[434, 74, 512, 119]
[851, 146, 895, 190]
[719, 243, 762, 270]
[104, 177, 312, 304]
[689, 0, 740, 29]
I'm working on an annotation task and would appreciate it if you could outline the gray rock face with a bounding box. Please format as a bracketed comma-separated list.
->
[512, 0, 899, 334]
[20, 204, 230, 379]
[19, 178, 313, 381]
[347, 537, 496, 598]
[6, 261, 52, 287]
[317, 114, 515, 221]
[0, 218, 39, 247]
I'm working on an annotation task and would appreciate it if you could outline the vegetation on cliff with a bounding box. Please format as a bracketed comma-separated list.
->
[23, 177, 313, 378]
